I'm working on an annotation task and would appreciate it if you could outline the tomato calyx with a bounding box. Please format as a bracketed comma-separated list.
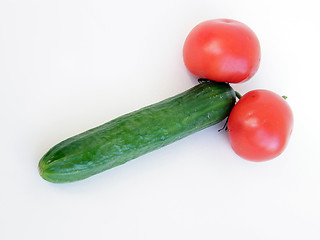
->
[235, 91, 242, 100]
[198, 78, 217, 84]
[218, 116, 230, 132]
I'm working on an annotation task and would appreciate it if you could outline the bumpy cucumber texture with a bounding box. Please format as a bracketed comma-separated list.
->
[39, 82, 236, 183]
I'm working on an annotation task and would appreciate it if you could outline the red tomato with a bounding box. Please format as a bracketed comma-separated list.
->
[183, 19, 261, 83]
[227, 90, 293, 161]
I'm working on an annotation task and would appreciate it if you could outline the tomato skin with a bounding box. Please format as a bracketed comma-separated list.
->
[227, 90, 293, 161]
[183, 19, 261, 83]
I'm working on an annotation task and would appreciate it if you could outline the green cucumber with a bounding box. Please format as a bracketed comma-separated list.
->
[39, 82, 235, 183]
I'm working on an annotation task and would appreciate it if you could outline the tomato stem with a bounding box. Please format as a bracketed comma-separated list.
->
[282, 96, 288, 100]
[235, 91, 242, 100]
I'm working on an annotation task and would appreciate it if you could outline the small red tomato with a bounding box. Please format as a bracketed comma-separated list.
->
[227, 90, 293, 161]
[183, 19, 261, 83]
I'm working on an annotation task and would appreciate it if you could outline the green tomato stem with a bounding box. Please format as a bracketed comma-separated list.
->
[235, 91, 242, 100]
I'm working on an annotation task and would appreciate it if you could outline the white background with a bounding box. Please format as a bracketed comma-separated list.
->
[1, 0, 319, 239]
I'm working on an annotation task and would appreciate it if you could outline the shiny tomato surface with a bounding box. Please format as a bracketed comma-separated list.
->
[183, 19, 261, 83]
[227, 90, 293, 161]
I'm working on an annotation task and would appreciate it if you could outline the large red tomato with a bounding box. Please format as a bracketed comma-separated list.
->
[227, 90, 293, 161]
[183, 19, 261, 83]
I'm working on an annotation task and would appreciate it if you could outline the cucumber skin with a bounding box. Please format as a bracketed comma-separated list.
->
[39, 82, 236, 183]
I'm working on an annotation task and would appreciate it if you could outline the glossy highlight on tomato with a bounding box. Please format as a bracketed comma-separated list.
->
[227, 90, 293, 161]
[183, 19, 261, 83]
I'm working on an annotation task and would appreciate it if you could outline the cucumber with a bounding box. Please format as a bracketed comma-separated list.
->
[39, 81, 235, 183]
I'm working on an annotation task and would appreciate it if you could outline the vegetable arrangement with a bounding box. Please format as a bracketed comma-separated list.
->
[39, 18, 293, 183]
